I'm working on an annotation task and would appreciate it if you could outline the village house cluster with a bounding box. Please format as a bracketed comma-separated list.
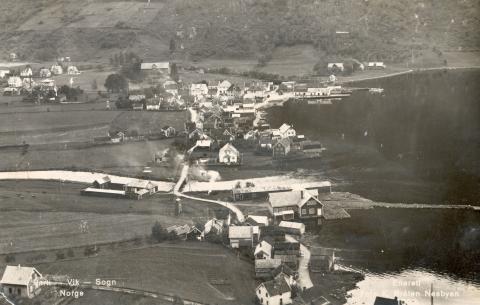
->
[183, 78, 339, 166]
[1, 57, 80, 102]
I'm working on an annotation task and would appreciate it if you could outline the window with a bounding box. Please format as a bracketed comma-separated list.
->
[309, 208, 315, 214]
[302, 208, 307, 215]
[17, 288, 21, 296]
[8, 288, 12, 294]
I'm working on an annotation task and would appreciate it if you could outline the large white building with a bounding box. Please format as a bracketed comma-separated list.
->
[0, 265, 43, 298]
[256, 276, 292, 305]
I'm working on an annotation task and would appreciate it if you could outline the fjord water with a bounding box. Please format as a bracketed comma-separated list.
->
[267, 69, 480, 304]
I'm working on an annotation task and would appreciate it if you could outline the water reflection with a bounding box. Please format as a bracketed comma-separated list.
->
[341, 266, 480, 305]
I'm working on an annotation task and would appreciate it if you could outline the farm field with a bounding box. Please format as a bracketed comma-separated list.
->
[109, 111, 186, 135]
[0, 124, 111, 145]
[0, 180, 224, 254]
[0, 138, 176, 178]
[68, 290, 172, 305]
[38, 242, 256, 305]
[51, 68, 114, 92]
[195, 44, 320, 77]
[0, 109, 118, 133]
[0, 99, 113, 114]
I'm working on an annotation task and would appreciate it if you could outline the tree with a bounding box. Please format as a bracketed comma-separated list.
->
[169, 38, 176, 53]
[172, 295, 184, 305]
[91, 79, 98, 90]
[104, 74, 127, 93]
[170, 63, 179, 82]
[151, 221, 168, 242]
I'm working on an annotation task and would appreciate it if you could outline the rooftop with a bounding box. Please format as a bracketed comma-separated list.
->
[260, 276, 291, 296]
[0, 265, 42, 286]
[229, 226, 258, 239]
[279, 221, 305, 230]
[255, 258, 282, 270]
[269, 189, 320, 208]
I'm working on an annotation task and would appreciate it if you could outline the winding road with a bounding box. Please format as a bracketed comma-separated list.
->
[174, 164, 245, 223]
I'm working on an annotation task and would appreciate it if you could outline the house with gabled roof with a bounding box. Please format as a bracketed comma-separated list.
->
[246, 215, 269, 227]
[254, 240, 273, 259]
[255, 258, 282, 279]
[268, 189, 323, 223]
[140, 62, 171, 74]
[228, 225, 260, 248]
[218, 143, 240, 165]
[39, 68, 51, 78]
[217, 80, 232, 95]
[273, 138, 292, 159]
[92, 176, 111, 189]
[271, 264, 297, 287]
[255, 276, 292, 305]
[278, 123, 296, 139]
[0, 265, 42, 298]
[124, 180, 157, 199]
[161, 126, 176, 138]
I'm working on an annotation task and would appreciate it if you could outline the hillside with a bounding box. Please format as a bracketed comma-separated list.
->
[0, 0, 479, 66]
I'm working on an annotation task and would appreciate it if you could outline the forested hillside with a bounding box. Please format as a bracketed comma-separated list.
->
[0, 0, 478, 63]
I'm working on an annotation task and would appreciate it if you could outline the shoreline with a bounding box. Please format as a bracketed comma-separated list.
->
[340, 65, 480, 84]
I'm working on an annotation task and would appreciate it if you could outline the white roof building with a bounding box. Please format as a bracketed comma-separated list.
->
[140, 62, 170, 72]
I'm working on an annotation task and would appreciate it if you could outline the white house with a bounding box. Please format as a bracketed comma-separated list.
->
[146, 98, 161, 110]
[67, 65, 80, 75]
[0, 265, 43, 298]
[217, 80, 232, 95]
[190, 83, 208, 98]
[255, 276, 292, 305]
[7, 76, 22, 88]
[228, 225, 259, 248]
[140, 62, 171, 74]
[367, 62, 386, 69]
[218, 143, 240, 165]
[278, 123, 296, 138]
[0, 70, 10, 78]
[50, 64, 63, 75]
[254, 240, 273, 259]
[39, 68, 51, 78]
[20, 66, 33, 78]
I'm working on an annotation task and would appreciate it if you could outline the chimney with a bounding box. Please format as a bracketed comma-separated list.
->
[300, 190, 304, 199]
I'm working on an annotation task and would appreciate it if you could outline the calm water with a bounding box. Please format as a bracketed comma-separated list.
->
[341, 266, 480, 305]
[268, 68, 480, 204]
[268, 69, 480, 304]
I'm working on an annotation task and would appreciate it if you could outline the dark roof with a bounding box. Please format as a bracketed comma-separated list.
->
[322, 203, 351, 220]
[374, 297, 401, 305]
[262, 276, 291, 296]
[274, 241, 300, 251]
[271, 263, 295, 278]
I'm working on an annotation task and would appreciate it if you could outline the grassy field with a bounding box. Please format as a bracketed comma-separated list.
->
[0, 180, 225, 254]
[36, 242, 255, 305]
[0, 139, 177, 176]
[0, 110, 118, 133]
[69, 290, 172, 305]
[109, 111, 186, 135]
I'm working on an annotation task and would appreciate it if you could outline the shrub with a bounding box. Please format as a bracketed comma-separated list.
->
[55, 251, 65, 260]
[151, 221, 168, 242]
[5, 254, 15, 263]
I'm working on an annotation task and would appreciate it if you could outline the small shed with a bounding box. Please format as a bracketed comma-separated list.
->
[278, 221, 306, 235]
